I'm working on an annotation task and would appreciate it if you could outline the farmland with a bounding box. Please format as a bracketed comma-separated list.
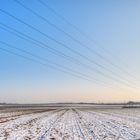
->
[0, 105, 140, 140]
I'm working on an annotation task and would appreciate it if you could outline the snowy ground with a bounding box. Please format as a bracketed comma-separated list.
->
[0, 108, 140, 140]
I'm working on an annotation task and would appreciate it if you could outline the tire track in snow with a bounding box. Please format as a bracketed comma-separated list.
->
[81, 110, 140, 140]
[87, 110, 140, 138]
[37, 109, 68, 140]
[0, 110, 51, 123]
[0, 109, 59, 139]
[1, 108, 140, 140]
[74, 109, 100, 140]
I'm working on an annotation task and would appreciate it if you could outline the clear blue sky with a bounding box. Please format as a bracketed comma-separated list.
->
[0, 0, 140, 103]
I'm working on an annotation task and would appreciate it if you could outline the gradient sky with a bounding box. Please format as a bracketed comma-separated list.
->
[0, 0, 140, 103]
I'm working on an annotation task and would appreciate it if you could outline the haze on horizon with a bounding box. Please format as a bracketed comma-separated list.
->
[0, 0, 140, 103]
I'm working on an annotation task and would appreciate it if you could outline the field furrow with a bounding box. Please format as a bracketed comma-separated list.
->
[0, 108, 140, 140]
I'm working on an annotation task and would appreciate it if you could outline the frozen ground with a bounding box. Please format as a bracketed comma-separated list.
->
[0, 107, 140, 140]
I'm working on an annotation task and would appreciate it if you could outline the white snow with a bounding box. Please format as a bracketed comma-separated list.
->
[0, 108, 140, 140]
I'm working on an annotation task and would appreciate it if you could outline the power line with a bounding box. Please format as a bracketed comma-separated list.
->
[0, 23, 109, 77]
[0, 22, 136, 88]
[0, 42, 110, 85]
[7, 1, 139, 86]
[0, 9, 137, 87]
[0, 47, 95, 83]
[38, 0, 138, 81]
[0, 23, 138, 87]
[1, 42, 139, 93]
[14, 0, 127, 79]
[0, 47, 139, 97]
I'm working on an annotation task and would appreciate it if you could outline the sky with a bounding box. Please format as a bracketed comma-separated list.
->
[0, 0, 140, 103]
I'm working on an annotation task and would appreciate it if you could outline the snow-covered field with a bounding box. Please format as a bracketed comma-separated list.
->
[0, 108, 140, 140]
